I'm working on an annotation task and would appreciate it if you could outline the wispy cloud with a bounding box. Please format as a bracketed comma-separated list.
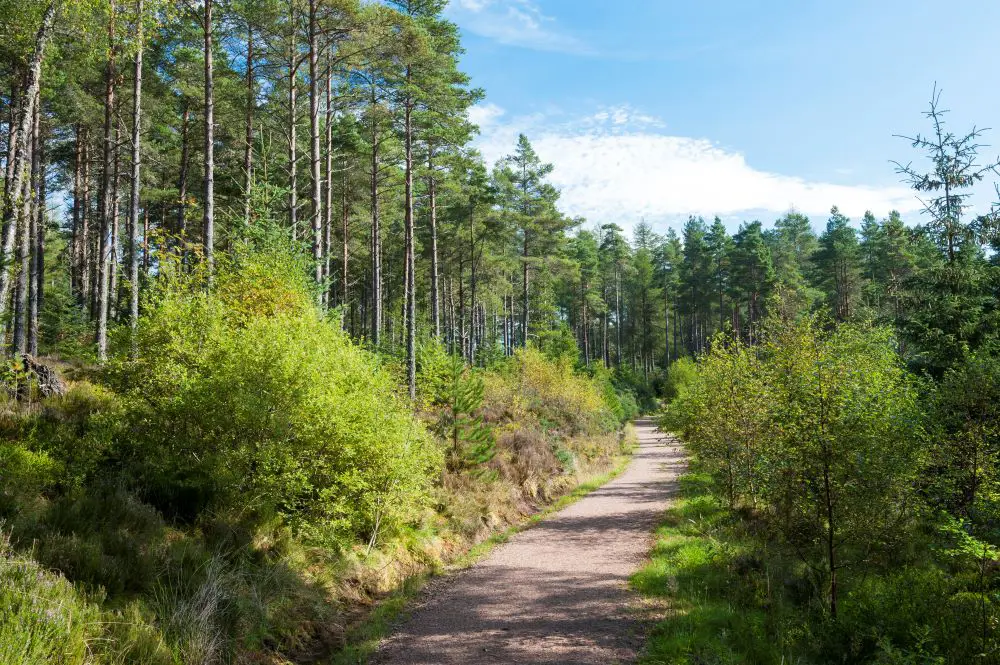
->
[472, 103, 921, 229]
[446, 0, 593, 55]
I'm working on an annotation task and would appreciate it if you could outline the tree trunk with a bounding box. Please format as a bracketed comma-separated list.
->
[0, 1, 55, 327]
[108, 122, 121, 321]
[203, 0, 215, 278]
[12, 95, 38, 356]
[81, 135, 91, 309]
[309, 0, 322, 293]
[96, 7, 117, 361]
[403, 70, 415, 400]
[71, 123, 82, 299]
[176, 103, 189, 240]
[287, 4, 298, 234]
[28, 113, 44, 356]
[521, 232, 529, 347]
[369, 114, 381, 346]
[428, 149, 440, 339]
[128, 0, 143, 357]
[324, 50, 333, 306]
[243, 24, 254, 225]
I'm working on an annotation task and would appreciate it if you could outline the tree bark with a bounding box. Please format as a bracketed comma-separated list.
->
[176, 103, 189, 240]
[369, 104, 381, 346]
[96, 5, 117, 361]
[308, 0, 322, 293]
[0, 1, 56, 328]
[12, 95, 38, 356]
[243, 24, 254, 225]
[323, 50, 333, 307]
[128, 0, 143, 357]
[29, 113, 44, 356]
[404, 67, 415, 400]
[287, 3, 298, 234]
[203, 0, 215, 278]
[71, 123, 82, 299]
[428, 149, 439, 339]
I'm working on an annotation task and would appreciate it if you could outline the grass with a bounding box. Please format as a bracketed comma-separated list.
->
[629, 470, 793, 665]
[331, 423, 639, 664]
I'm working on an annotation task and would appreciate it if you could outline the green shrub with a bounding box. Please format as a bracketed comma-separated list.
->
[105, 245, 442, 548]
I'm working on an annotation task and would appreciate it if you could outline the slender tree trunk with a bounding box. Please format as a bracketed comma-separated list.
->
[341, 158, 349, 313]
[109, 123, 121, 321]
[287, 4, 298, 234]
[521, 232, 529, 347]
[128, 0, 143, 357]
[81, 136, 91, 309]
[96, 8, 117, 361]
[176, 103, 190, 240]
[28, 114, 44, 356]
[369, 115, 381, 345]
[0, 2, 55, 327]
[243, 24, 254, 225]
[12, 96, 38, 356]
[428, 149, 440, 339]
[403, 71, 415, 400]
[324, 50, 333, 306]
[615, 268, 622, 365]
[71, 123, 82, 298]
[142, 207, 150, 274]
[309, 0, 322, 293]
[203, 0, 215, 278]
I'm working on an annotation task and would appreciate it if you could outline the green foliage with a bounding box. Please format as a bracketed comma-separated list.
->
[105, 245, 441, 546]
[437, 353, 495, 470]
[0, 545, 102, 665]
[666, 316, 924, 617]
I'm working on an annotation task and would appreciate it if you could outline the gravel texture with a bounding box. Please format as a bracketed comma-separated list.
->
[372, 420, 683, 665]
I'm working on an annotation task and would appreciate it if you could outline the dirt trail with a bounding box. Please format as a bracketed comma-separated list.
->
[372, 420, 684, 665]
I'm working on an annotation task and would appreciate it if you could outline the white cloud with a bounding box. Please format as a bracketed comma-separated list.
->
[446, 0, 592, 55]
[472, 103, 921, 229]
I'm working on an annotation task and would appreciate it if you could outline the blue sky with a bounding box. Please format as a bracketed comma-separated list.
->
[444, 0, 1000, 232]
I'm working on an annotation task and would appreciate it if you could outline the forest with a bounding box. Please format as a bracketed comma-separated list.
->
[1, 0, 999, 663]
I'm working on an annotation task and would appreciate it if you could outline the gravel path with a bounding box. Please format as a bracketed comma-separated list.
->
[372, 420, 683, 665]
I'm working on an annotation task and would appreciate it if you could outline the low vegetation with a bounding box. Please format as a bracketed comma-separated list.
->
[642, 314, 1000, 664]
[0, 241, 635, 664]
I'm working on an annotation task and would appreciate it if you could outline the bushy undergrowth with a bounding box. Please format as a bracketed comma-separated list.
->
[650, 315, 1000, 663]
[0, 239, 631, 663]
[634, 467, 995, 664]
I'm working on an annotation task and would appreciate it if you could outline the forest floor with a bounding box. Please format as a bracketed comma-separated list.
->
[370, 421, 684, 665]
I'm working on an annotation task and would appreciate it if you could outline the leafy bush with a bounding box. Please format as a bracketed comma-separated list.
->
[484, 347, 618, 436]
[105, 244, 441, 547]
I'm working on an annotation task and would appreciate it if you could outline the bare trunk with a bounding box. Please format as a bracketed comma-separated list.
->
[71, 124, 82, 298]
[308, 0, 323, 293]
[176, 103, 190, 239]
[287, 4, 298, 234]
[404, 71, 415, 400]
[428, 150, 439, 339]
[81, 136, 91, 309]
[12, 95, 38, 356]
[128, 0, 143, 357]
[0, 1, 56, 326]
[203, 0, 215, 278]
[96, 8, 117, 362]
[369, 116, 381, 345]
[521, 232, 529, 347]
[323, 50, 333, 306]
[28, 114, 44, 356]
[243, 24, 254, 225]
